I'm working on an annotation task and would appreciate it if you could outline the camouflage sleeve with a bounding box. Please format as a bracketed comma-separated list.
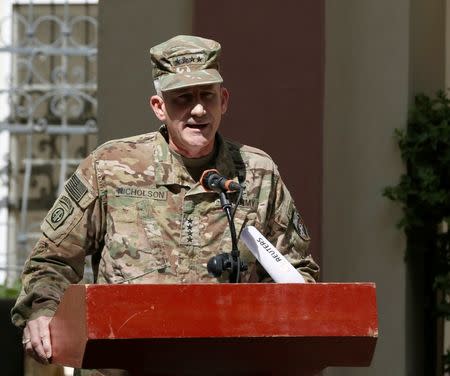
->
[11, 154, 103, 328]
[262, 166, 320, 283]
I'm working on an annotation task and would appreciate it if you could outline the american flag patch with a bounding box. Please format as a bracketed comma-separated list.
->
[65, 174, 88, 203]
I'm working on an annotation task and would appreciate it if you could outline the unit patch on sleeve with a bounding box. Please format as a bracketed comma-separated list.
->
[292, 210, 311, 241]
[45, 195, 74, 231]
[65, 173, 88, 203]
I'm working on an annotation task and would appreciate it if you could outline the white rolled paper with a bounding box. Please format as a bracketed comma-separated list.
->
[241, 226, 305, 283]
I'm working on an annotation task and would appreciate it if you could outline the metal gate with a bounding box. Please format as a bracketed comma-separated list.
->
[0, 0, 98, 283]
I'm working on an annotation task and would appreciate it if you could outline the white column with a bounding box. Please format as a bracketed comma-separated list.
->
[323, 1, 408, 374]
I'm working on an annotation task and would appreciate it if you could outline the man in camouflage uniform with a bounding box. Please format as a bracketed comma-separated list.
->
[12, 35, 319, 374]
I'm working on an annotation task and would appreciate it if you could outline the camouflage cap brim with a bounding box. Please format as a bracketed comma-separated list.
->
[158, 69, 223, 92]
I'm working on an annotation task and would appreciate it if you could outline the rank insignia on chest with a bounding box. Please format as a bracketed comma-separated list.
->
[180, 215, 200, 246]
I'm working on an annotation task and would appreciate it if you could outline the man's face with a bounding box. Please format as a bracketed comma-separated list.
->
[150, 84, 229, 158]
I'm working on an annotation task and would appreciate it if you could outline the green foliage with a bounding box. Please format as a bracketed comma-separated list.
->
[0, 279, 21, 299]
[384, 91, 450, 231]
[384, 90, 450, 374]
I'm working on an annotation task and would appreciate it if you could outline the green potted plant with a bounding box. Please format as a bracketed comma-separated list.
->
[384, 90, 450, 375]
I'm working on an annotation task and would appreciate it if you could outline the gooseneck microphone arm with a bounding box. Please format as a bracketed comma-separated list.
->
[219, 191, 241, 283]
[200, 169, 247, 283]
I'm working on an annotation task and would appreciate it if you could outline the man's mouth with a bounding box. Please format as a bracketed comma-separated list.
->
[185, 123, 208, 129]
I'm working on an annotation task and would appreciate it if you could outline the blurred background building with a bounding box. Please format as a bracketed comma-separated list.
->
[0, 0, 97, 285]
[0, 1, 97, 374]
[0, 0, 449, 375]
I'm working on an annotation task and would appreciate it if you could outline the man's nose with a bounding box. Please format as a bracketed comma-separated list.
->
[191, 103, 206, 117]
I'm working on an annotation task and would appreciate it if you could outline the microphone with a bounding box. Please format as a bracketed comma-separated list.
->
[200, 169, 242, 192]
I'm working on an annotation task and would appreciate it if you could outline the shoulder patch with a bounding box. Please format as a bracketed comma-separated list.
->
[45, 195, 74, 230]
[65, 174, 88, 203]
[292, 210, 311, 241]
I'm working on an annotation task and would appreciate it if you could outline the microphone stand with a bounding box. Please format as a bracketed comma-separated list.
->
[218, 190, 246, 283]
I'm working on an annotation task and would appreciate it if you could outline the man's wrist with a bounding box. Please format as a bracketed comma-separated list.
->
[28, 307, 56, 322]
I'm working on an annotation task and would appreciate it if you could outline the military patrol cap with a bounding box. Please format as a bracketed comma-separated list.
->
[150, 35, 223, 92]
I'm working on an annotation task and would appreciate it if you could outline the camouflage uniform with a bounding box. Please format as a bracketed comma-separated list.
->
[12, 35, 319, 376]
[12, 127, 319, 328]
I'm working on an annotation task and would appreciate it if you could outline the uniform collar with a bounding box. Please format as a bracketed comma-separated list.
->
[153, 126, 238, 189]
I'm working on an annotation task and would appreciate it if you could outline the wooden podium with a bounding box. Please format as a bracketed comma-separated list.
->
[49, 283, 377, 375]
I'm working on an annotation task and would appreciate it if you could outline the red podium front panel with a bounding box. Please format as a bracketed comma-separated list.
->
[50, 283, 378, 375]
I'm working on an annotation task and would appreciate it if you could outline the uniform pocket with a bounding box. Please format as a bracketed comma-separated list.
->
[108, 199, 139, 224]
[105, 198, 166, 266]
[136, 200, 168, 266]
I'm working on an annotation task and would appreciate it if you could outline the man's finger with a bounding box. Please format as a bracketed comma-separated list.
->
[27, 320, 48, 363]
[23, 323, 35, 358]
[40, 335, 52, 359]
[25, 343, 41, 364]
[24, 338, 42, 364]
[22, 326, 31, 346]
[22, 336, 31, 347]
[37, 317, 52, 358]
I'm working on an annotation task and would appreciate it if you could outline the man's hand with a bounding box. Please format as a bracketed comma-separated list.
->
[22, 316, 53, 364]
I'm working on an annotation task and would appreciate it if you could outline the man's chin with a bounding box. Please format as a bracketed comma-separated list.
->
[184, 133, 211, 146]
[181, 138, 215, 157]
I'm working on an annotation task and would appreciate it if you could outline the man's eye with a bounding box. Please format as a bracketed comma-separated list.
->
[202, 92, 215, 99]
[175, 94, 192, 103]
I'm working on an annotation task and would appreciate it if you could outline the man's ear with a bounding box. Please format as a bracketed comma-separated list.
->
[149, 95, 166, 121]
[220, 87, 229, 114]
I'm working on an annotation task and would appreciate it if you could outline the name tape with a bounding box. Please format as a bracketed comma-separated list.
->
[115, 187, 167, 200]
